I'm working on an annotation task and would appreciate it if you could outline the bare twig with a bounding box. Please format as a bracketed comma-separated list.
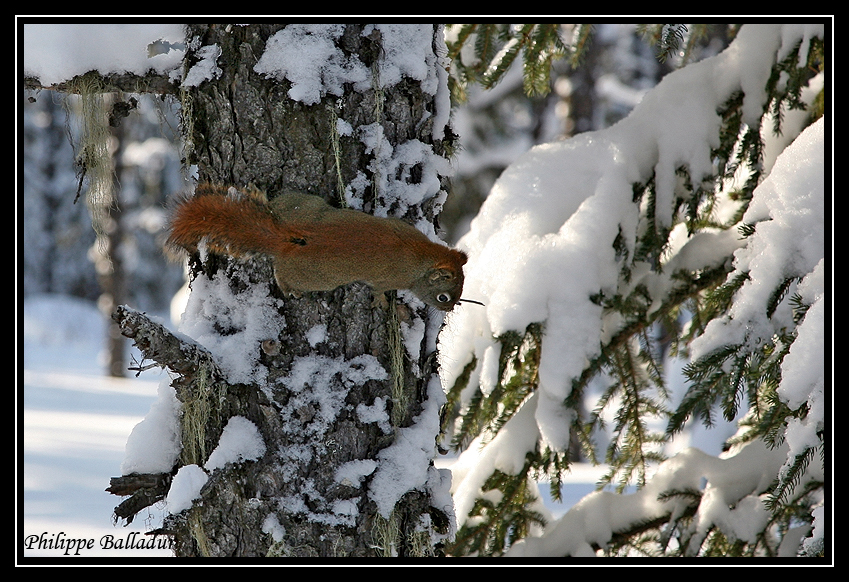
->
[112, 304, 223, 381]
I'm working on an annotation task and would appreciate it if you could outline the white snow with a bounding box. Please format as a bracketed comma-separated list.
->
[335, 459, 378, 487]
[177, 269, 286, 386]
[692, 119, 825, 361]
[204, 416, 266, 471]
[355, 122, 453, 221]
[304, 323, 328, 347]
[23, 24, 185, 86]
[121, 380, 181, 475]
[253, 24, 449, 138]
[254, 24, 370, 105]
[450, 392, 542, 524]
[161, 416, 267, 514]
[182, 43, 222, 87]
[279, 354, 388, 435]
[355, 397, 392, 434]
[261, 512, 286, 543]
[368, 376, 446, 518]
[506, 439, 791, 557]
[165, 464, 207, 514]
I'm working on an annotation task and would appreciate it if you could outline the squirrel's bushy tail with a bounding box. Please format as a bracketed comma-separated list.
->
[168, 189, 303, 258]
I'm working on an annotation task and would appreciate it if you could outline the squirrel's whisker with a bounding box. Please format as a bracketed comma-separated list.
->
[458, 298, 485, 306]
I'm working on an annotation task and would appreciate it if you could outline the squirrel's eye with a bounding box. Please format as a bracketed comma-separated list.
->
[436, 293, 451, 304]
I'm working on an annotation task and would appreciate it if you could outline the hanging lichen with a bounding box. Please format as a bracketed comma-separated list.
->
[64, 72, 115, 247]
[180, 363, 224, 466]
[386, 301, 409, 428]
[371, 511, 400, 556]
[327, 101, 347, 207]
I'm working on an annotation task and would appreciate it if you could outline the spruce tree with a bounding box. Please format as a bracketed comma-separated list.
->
[27, 23, 458, 557]
[440, 23, 826, 557]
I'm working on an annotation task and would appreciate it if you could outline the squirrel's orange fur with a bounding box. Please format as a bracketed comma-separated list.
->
[168, 184, 469, 310]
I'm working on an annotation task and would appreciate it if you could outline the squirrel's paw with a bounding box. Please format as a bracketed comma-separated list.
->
[275, 280, 303, 299]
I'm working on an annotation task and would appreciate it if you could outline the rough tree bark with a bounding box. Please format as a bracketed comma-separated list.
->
[104, 24, 458, 557]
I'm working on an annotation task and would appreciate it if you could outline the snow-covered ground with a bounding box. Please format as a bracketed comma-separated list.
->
[21, 294, 173, 557]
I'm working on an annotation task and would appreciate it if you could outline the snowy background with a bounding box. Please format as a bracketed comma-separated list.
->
[22, 296, 174, 557]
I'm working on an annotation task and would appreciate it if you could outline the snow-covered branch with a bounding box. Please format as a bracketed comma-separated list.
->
[439, 23, 825, 557]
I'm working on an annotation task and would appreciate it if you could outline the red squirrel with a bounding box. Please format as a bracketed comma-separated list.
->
[168, 183, 471, 310]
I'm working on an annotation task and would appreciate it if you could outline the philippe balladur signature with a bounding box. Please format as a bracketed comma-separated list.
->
[23, 531, 173, 556]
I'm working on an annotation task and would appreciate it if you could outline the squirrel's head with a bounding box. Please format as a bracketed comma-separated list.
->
[412, 249, 468, 311]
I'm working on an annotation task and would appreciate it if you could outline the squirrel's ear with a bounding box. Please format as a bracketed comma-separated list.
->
[453, 249, 468, 266]
[433, 249, 467, 272]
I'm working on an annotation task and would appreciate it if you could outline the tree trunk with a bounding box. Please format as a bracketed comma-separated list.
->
[101, 105, 129, 377]
[112, 23, 457, 557]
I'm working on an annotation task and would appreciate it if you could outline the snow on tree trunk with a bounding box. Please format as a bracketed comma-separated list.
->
[109, 24, 458, 557]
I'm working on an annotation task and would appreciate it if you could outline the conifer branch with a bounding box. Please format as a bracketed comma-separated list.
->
[444, 24, 825, 557]
[449, 464, 546, 556]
